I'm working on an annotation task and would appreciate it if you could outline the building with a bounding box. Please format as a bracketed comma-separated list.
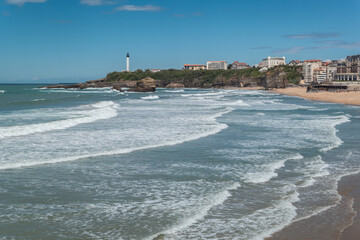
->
[150, 69, 161, 73]
[207, 61, 228, 70]
[184, 64, 206, 70]
[261, 56, 286, 68]
[302, 60, 322, 83]
[335, 54, 360, 81]
[231, 61, 250, 69]
[313, 68, 327, 83]
[289, 60, 302, 66]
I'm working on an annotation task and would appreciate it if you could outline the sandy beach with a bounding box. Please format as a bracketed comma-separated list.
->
[271, 87, 360, 106]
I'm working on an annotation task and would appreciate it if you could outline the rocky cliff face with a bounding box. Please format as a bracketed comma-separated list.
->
[260, 67, 287, 89]
[129, 77, 156, 92]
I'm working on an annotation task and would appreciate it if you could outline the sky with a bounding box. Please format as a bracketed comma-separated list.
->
[0, 0, 359, 83]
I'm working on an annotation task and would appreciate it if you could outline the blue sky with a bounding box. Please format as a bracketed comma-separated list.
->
[0, 0, 359, 83]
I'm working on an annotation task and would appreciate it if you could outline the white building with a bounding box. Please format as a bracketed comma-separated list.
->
[302, 60, 322, 83]
[207, 61, 228, 70]
[184, 64, 206, 70]
[261, 56, 286, 68]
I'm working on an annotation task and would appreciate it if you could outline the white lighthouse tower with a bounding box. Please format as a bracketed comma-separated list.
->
[126, 53, 130, 72]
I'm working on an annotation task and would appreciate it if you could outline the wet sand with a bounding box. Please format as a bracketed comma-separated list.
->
[272, 87, 360, 106]
[338, 172, 360, 240]
[265, 173, 360, 240]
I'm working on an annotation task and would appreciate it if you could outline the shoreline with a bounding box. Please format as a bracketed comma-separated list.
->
[271, 87, 360, 106]
[337, 172, 360, 240]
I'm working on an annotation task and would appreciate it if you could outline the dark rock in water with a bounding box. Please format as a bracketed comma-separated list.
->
[129, 77, 156, 92]
[45, 84, 81, 89]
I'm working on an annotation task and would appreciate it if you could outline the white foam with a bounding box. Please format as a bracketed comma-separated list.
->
[0, 107, 233, 170]
[320, 115, 350, 152]
[248, 189, 299, 240]
[181, 92, 225, 98]
[297, 155, 330, 188]
[163, 89, 185, 93]
[0, 101, 119, 139]
[141, 95, 159, 100]
[225, 100, 250, 107]
[40, 88, 120, 94]
[243, 153, 304, 184]
[145, 182, 240, 240]
[0, 90, 5, 93]
[31, 98, 46, 102]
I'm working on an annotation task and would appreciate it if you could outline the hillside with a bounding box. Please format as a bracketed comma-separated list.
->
[104, 65, 302, 89]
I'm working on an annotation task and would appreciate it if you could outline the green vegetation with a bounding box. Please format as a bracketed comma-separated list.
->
[105, 65, 303, 86]
[106, 68, 266, 82]
[280, 65, 303, 84]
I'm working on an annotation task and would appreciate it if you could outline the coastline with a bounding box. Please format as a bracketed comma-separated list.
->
[271, 87, 360, 106]
[338, 172, 360, 240]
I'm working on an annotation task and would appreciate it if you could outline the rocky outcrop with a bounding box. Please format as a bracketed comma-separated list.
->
[166, 83, 185, 88]
[260, 67, 288, 89]
[44, 78, 147, 92]
[129, 77, 156, 92]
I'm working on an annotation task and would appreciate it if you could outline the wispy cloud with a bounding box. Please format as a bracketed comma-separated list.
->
[272, 46, 305, 55]
[316, 40, 346, 44]
[6, 0, 46, 6]
[80, 0, 116, 6]
[338, 41, 360, 49]
[272, 41, 360, 55]
[115, 5, 162, 12]
[251, 46, 272, 50]
[284, 32, 341, 39]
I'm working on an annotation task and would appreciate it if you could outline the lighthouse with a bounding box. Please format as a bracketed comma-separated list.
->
[126, 53, 130, 72]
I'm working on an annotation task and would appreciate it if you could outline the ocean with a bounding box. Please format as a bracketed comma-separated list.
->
[0, 84, 359, 240]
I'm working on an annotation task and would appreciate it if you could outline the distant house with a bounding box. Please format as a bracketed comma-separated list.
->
[231, 61, 250, 69]
[302, 60, 322, 83]
[335, 55, 360, 81]
[261, 56, 286, 68]
[206, 61, 228, 70]
[289, 60, 302, 66]
[183, 64, 206, 70]
[150, 69, 161, 73]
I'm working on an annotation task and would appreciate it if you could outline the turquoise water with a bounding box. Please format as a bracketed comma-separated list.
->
[0, 85, 359, 239]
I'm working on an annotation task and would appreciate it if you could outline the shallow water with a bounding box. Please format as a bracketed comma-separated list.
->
[0, 85, 359, 239]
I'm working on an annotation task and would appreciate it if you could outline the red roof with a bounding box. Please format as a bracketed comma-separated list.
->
[303, 59, 322, 62]
[184, 64, 205, 67]
[233, 61, 248, 65]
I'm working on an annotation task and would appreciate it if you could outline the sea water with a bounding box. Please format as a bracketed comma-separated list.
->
[0, 84, 359, 239]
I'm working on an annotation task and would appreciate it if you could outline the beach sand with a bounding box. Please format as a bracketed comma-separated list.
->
[272, 87, 360, 106]
[338, 173, 360, 240]
[266, 173, 360, 240]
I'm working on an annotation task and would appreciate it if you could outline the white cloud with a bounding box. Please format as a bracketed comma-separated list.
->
[284, 32, 341, 39]
[80, 0, 105, 6]
[272, 46, 305, 55]
[116, 5, 162, 12]
[6, 0, 46, 6]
